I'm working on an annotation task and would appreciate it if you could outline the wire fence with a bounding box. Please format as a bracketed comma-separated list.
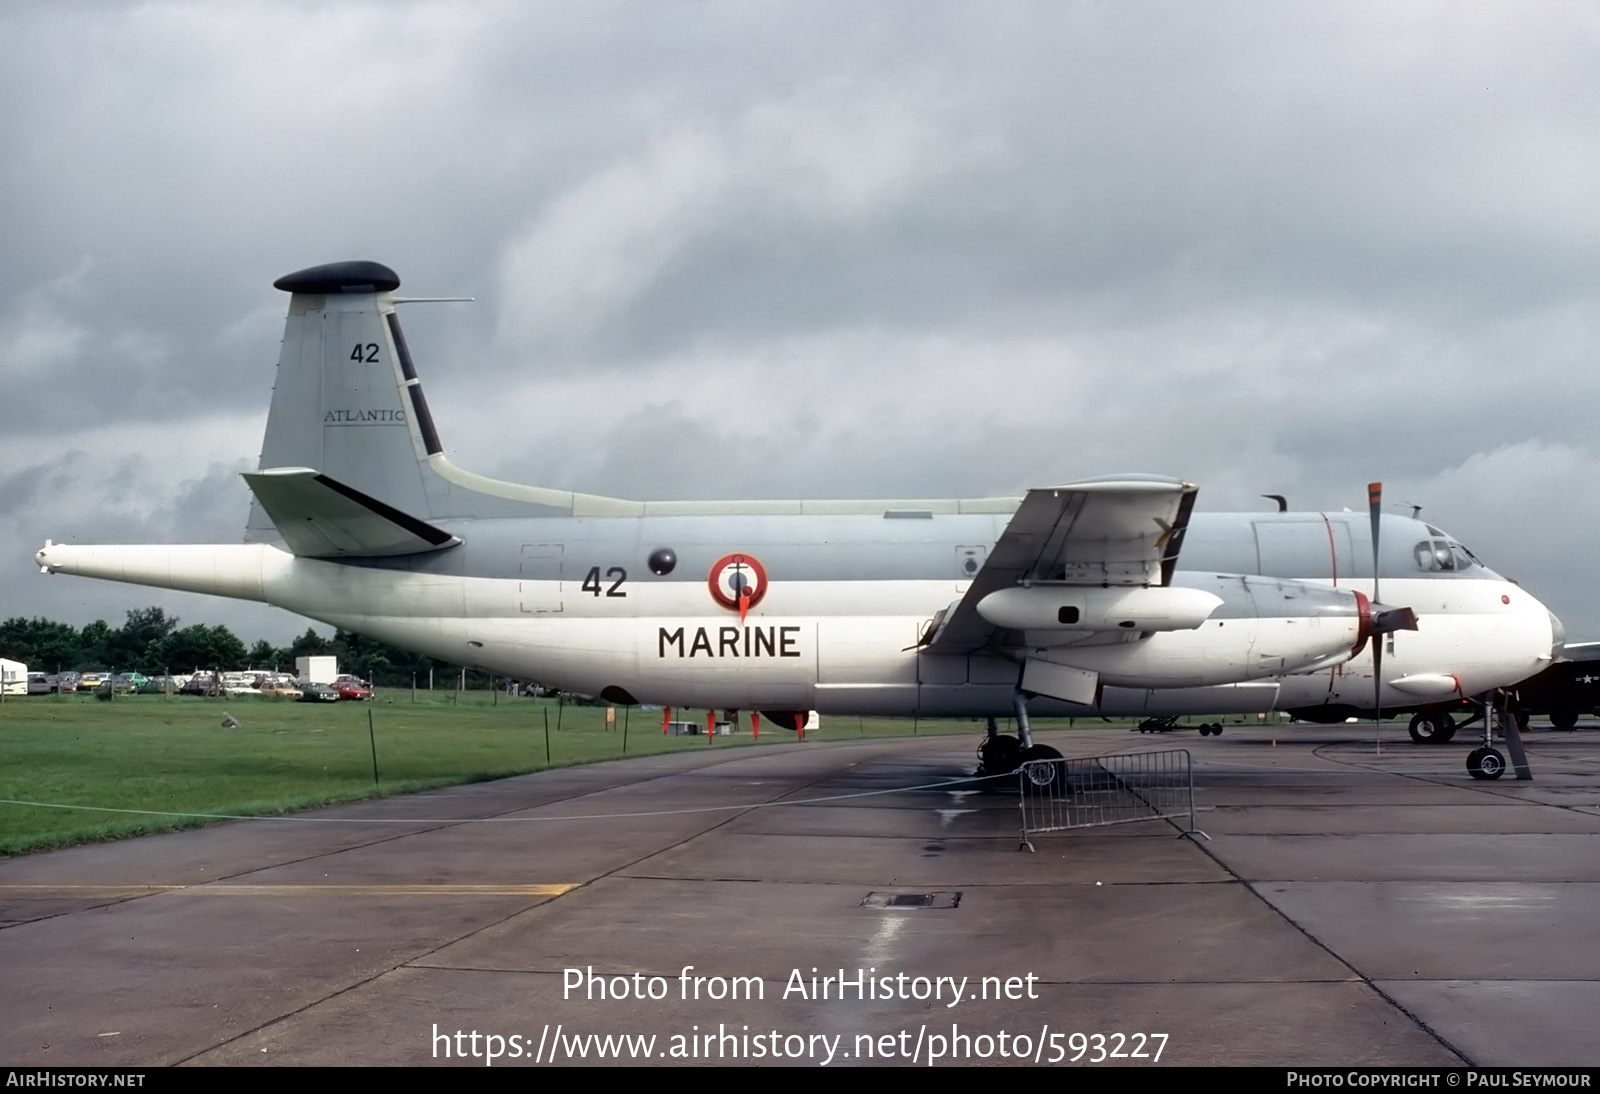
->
[1017, 748, 1203, 852]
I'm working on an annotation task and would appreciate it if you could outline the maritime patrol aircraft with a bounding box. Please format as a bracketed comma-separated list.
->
[36, 261, 1562, 781]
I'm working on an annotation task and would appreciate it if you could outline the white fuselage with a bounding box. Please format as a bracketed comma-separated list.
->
[35, 537, 1557, 719]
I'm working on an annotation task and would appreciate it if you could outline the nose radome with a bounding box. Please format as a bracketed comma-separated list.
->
[1548, 609, 1567, 659]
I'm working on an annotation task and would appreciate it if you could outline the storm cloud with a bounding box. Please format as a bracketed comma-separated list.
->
[3, 2, 1598, 640]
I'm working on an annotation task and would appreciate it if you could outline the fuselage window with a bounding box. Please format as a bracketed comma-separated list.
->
[1412, 539, 1476, 572]
[1414, 540, 1452, 571]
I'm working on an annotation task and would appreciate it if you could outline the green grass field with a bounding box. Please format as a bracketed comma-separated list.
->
[0, 690, 1142, 855]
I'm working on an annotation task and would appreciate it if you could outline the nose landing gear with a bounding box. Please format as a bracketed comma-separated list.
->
[1407, 698, 1526, 780]
[1466, 746, 1506, 780]
[1464, 692, 1530, 781]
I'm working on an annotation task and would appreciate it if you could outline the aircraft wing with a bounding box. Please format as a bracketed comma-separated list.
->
[242, 468, 461, 558]
[921, 476, 1198, 654]
[1554, 640, 1600, 663]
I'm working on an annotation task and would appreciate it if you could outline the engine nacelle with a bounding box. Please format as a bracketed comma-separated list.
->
[1015, 574, 1373, 689]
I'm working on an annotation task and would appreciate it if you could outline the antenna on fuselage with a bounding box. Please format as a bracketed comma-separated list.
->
[1261, 494, 1288, 512]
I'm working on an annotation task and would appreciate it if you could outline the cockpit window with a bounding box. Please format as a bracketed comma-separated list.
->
[1413, 538, 1478, 572]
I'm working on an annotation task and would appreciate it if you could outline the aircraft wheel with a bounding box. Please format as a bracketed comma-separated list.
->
[1209, 723, 1223, 736]
[1408, 712, 1442, 744]
[1467, 747, 1507, 780]
[978, 734, 1021, 775]
[1550, 709, 1579, 731]
[1018, 744, 1065, 795]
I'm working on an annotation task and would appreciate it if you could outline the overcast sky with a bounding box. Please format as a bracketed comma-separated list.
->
[3, 1, 1599, 646]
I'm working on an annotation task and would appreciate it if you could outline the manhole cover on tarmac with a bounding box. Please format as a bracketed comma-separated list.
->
[860, 891, 961, 910]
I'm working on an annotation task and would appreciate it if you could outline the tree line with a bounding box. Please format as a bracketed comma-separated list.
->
[0, 608, 501, 689]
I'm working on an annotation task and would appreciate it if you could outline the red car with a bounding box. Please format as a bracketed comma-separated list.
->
[333, 678, 373, 701]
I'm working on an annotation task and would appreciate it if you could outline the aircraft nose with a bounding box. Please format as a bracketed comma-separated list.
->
[1516, 587, 1565, 665]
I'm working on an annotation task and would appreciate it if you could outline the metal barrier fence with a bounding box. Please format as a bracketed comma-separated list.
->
[1017, 748, 1204, 852]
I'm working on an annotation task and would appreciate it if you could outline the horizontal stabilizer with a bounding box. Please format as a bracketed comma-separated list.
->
[242, 468, 461, 558]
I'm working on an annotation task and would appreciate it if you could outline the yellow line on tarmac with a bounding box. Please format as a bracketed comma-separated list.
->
[0, 883, 576, 898]
[0, 885, 186, 895]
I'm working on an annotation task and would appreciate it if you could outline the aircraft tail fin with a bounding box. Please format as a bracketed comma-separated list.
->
[243, 467, 460, 558]
[247, 260, 601, 542]
[247, 261, 451, 540]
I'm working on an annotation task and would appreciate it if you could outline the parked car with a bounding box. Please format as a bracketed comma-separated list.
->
[222, 672, 263, 696]
[333, 678, 373, 701]
[258, 677, 302, 700]
[295, 681, 339, 703]
[181, 672, 223, 696]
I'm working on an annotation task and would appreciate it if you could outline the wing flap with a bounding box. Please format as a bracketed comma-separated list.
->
[242, 468, 461, 558]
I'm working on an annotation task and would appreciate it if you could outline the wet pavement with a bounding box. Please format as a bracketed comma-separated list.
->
[2, 722, 1598, 1067]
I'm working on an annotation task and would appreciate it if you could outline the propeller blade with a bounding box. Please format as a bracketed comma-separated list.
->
[1373, 624, 1384, 753]
[1369, 482, 1384, 751]
[1368, 481, 1383, 610]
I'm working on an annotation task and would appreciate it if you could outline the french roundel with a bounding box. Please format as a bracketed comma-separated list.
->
[708, 553, 769, 613]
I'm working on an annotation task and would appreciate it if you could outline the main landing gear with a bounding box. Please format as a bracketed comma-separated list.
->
[977, 728, 1020, 775]
[977, 694, 1064, 792]
[1407, 708, 1459, 745]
